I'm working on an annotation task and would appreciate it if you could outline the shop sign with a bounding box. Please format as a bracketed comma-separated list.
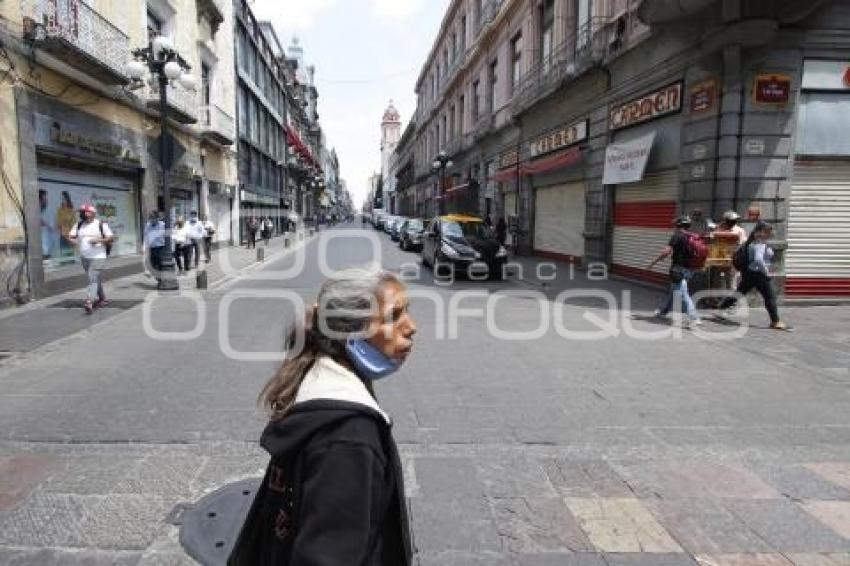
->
[602, 132, 656, 184]
[753, 74, 791, 105]
[528, 119, 588, 158]
[610, 82, 683, 130]
[689, 79, 717, 114]
[691, 164, 706, 179]
[36, 117, 142, 165]
[691, 144, 708, 160]
[499, 148, 519, 170]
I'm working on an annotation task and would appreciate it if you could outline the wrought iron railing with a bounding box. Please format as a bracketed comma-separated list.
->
[199, 104, 235, 141]
[21, 0, 129, 77]
[512, 17, 608, 115]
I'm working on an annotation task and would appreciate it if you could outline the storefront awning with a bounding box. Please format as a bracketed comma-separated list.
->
[284, 125, 319, 169]
[491, 146, 584, 182]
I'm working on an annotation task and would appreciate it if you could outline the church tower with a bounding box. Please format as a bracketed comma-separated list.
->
[380, 100, 402, 186]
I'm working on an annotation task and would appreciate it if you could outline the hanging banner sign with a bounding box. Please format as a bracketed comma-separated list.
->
[610, 82, 683, 130]
[603, 132, 656, 185]
[689, 79, 717, 114]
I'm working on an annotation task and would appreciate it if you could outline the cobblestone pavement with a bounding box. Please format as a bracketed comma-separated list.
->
[0, 224, 848, 565]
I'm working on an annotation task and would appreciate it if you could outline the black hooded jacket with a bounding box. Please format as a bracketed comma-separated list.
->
[229, 358, 412, 566]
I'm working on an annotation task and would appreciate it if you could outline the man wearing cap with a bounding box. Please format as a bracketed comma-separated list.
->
[68, 204, 114, 314]
[647, 215, 702, 328]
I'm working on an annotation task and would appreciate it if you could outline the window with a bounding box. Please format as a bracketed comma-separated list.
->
[472, 80, 480, 121]
[449, 104, 455, 140]
[237, 88, 248, 137]
[576, 0, 595, 51]
[488, 59, 498, 112]
[201, 64, 211, 107]
[451, 32, 457, 59]
[443, 48, 449, 73]
[511, 33, 522, 93]
[460, 15, 467, 53]
[249, 96, 259, 144]
[442, 114, 447, 146]
[541, 0, 554, 72]
[458, 95, 465, 134]
[146, 9, 162, 44]
[474, 0, 482, 29]
[436, 123, 441, 151]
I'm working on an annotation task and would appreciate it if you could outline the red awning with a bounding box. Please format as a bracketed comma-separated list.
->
[284, 125, 317, 167]
[522, 146, 583, 176]
[492, 168, 518, 183]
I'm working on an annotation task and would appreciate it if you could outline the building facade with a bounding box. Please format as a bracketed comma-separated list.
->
[0, 0, 237, 303]
[399, 0, 850, 299]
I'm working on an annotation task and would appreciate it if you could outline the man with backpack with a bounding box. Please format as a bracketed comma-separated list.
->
[647, 215, 707, 328]
[67, 203, 114, 314]
[721, 220, 789, 330]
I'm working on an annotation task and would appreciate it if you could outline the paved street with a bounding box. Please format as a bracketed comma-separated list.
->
[0, 223, 849, 565]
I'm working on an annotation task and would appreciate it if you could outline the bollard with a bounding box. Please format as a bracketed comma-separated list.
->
[257, 247, 264, 262]
[284, 237, 290, 248]
[196, 270, 208, 290]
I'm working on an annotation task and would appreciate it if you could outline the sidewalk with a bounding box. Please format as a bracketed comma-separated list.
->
[0, 230, 312, 358]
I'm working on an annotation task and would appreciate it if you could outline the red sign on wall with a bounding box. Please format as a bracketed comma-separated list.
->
[753, 74, 791, 105]
[689, 80, 717, 114]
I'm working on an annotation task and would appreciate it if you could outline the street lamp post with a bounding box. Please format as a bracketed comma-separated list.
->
[431, 150, 453, 216]
[126, 36, 196, 291]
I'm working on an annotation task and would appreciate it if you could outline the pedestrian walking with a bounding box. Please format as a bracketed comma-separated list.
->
[187, 211, 206, 268]
[67, 203, 114, 314]
[648, 215, 703, 327]
[262, 216, 273, 245]
[201, 214, 215, 263]
[143, 211, 166, 285]
[229, 267, 416, 566]
[173, 217, 191, 273]
[716, 210, 747, 290]
[719, 220, 789, 330]
[495, 216, 507, 246]
[247, 216, 259, 249]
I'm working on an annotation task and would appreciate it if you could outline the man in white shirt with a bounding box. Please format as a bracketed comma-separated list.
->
[187, 211, 206, 269]
[143, 210, 166, 285]
[68, 203, 114, 314]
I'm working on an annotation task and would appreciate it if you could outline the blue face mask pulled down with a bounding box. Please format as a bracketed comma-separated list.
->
[345, 338, 400, 381]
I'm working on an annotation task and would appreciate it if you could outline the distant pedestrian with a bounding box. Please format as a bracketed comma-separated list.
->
[173, 217, 191, 273]
[67, 203, 113, 314]
[484, 213, 493, 227]
[720, 220, 789, 330]
[187, 211, 206, 268]
[648, 215, 702, 328]
[229, 268, 416, 566]
[262, 216, 273, 245]
[247, 216, 259, 249]
[143, 211, 166, 285]
[201, 214, 216, 263]
[495, 216, 507, 246]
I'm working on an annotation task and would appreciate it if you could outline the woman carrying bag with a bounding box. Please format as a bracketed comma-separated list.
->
[230, 267, 416, 566]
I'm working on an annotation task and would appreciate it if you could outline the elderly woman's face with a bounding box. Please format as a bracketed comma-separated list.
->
[367, 281, 416, 364]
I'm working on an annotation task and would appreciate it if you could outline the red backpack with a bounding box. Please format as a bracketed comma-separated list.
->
[682, 231, 709, 269]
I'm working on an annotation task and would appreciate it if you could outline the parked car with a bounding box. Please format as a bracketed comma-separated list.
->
[374, 212, 388, 230]
[384, 216, 399, 234]
[399, 218, 425, 251]
[421, 214, 508, 280]
[389, 217, 407, 241]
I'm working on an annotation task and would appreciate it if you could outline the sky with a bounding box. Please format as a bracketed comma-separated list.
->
[252, 0, 451, 209]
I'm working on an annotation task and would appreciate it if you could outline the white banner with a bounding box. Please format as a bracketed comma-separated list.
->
[602, 132, 656, 185]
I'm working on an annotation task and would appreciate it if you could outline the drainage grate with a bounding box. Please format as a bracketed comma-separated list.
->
[179, 477, 260, 566]
[47, 299, 144, 310]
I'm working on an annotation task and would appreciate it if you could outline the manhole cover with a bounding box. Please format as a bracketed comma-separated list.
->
[179, 477, 260, 566]
[47, 299, 143, 310]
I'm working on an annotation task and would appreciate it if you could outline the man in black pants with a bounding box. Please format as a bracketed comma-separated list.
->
[720, 220, 789, 330]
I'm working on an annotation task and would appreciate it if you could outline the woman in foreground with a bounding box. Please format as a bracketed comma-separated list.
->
[230, 267, 416, 566]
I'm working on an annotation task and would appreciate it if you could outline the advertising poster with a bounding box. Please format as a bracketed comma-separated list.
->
[38, 171, 139, 269]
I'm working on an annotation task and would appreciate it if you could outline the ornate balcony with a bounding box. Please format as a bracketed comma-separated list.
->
[196, 0, 224, 33]
[143, 81, 198, 124]
[198, 104, 235, 145]
[21, 0, 129, 85]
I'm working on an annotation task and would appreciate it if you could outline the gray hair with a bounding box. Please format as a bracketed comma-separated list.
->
[260, 266, 402, 419]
